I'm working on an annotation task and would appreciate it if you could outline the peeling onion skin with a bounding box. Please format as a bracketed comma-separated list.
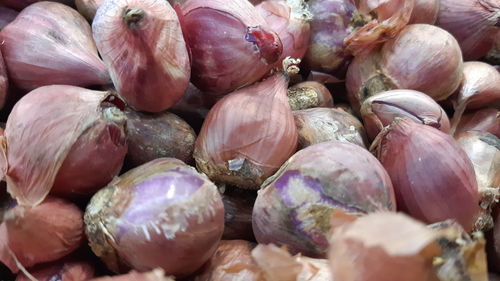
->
[408, 0, 439, 24]
[373, 118, 480, 231]
[0, 0, 75, 10]
[84, 158, 224, 277]
[194, 72, 298, 190]
[0, 48, 7, 111]
[15, 259, 95, 281]
[90, 269, 174, 281]
[455, 61, 500, 111]
[253, 141, 396, 257]
[293, 107, 368, 149]
[328, 212, 440, 281]
[0, 6, 17, 30]
[93, 0, 190, 113]
[436, 0, 500, 61]
[0, 2, 111, 91]
[0, 197, 84, 273]
[124, 108, 196, 168]
[181, 0, 283, 95]
[75, 0, 104, 21]
[1, 85, 127, 206]
[360, 89, 450, 141]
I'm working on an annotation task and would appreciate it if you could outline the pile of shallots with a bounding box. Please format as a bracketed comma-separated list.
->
[0, 0, 498, 280]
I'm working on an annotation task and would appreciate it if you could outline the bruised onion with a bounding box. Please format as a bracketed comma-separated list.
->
[408, 0, 439, 24]
[0, 2, 110, 91]
[293, 107, 368, 149]
[194, 70, 298, 190]
[360, 89, 450, 140]
[328, 212, 440, 281]
[15, 259, 95, 281]
[0, 6, 17, 30]
[346, 24, 463, 113]
[436, 0, 500, 60]
[0, 49, 7, 111]
[372, 118, 480, 231]
[253, 141, 396, 257]
[90, 269, 173, 281]
[181, 0, 283, 94]
[85, 158, 224, 277]
[93, 0, 190, 113]
[0, 85, 127, 205]
[75, 0, 103, 21]
[124, 108, 196, 168]
[0, 197, 84, 273]
[256, 0, 312, 67]
[287, 81, 333, 111]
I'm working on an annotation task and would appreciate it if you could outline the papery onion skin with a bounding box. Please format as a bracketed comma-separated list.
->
[1, 85, 127, 206]
[436, 0, 500, 60]
[287, 81, 333, 111]
[303, 0, 356, 76]
[293, 107, 368, 149]
[221, 188, 256, 241]
[454, 108, 499, 138]
[0, 6, 17, 30]
[124, 108, 196, 168]
[256, 0, 312, 67]
[0, 48, 7, 111]
[0, 2, 110, 91]
[253, 141, 396, 257]
[90, 269, 174, 281]
[93, 0, 190, 113]
[408, 0, 439, 24]
[373, 118, 480, 231]
[455, 61, 500, 111]
[85, 158, 224, 277]
[181, 0, 283, 94]
[194, 72, 298, 190]
[360, 89, 450, 141]
[328, 212, 440, 281]
[75, 0, 104, 21]
[15, 259, 95, 281]
[0, 197, 84, 273]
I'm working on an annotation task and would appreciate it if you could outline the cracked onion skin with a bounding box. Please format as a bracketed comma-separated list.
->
[373, 118, 480, 231]
[84, 158, 224, 278]
[181, 0, 283, 95]
[93, 0, 190, 113]
[253, 141, 396, 257]
[0, 2, 110, 91]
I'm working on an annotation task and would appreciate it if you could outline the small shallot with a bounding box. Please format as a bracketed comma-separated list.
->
[287, 81, 333, 111]
[0, 2, 110, 91]
[15, 259, 95, 281]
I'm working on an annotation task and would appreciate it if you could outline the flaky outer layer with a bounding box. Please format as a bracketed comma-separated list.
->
[1, 85, 119, 206]
[0, 2, 110, 91]
[93, 0, 190, 112]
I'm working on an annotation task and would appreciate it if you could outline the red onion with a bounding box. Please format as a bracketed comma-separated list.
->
[454, 108, 500, 138]
[75, 0, 104, 21]
[85, 158, 224, 277]
[0, 197, 84, 273]
[0, 6, 17, 30]
[436, 0, 500, 60]
[372, 118, 480, 231]
[253, 141, 396, 257]
[485, 32, 500, 65]
[0, 0, 74, 10]
[221, 188, 256, 241]
[0, 2, 110, 91]
[408, 0, 439, 24]
[360, 89, 451, 140]
[90, 269, 173, 281]
[287, 81, 333, 110]
[256, 0, 312, 67]
[124, 108, 196, 168]
[181, 0, 283, 94]
[1, 85, 127, 206]
[329, 212, 440, 281]
[293, 107, 368, 148]
[346, 24, 464, 113]
[194, 70, 298, 189]
[15, 259, 95, 281]
[93, 0, 190, 113]
[0, 48, 7, 111]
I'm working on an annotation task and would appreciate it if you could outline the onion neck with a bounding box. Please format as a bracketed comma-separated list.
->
[124, 8, 145, 29]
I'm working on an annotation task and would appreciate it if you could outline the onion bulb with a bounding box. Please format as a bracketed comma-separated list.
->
[287, 81, 333, 111]
[0, 6, 17, 30]
[75, 0, 104, 21]
[0, 2, 110, 91]
[408, 0, 439, 24]
[15, 259, 95, 281]
[454, 108, 499, 138]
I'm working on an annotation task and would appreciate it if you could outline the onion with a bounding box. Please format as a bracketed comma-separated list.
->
[408, 0, 439, 24]
[221, 188, 256, 241]
[253, 141, 396, 257]
[328, 212, 440, 281]
[346, 24, 464, 113]
[93, 0, 190, 113]
[15, 259, 95, 281]
[75, 0, 104, 21]
[0, 2, 110, 91]
[360, 89, 450, 141]
[0, 6, 17, 30]
[372, 118, 481, 231]
[256, 0, 312, 67]
[180, 0, 283, 94]
[0, 0, 74, 10]
[287, 81, 333, 111]
[0, 48, 7, 111]
[454, 108, 500, 138]
[194, 70, 298, 190]
[485, 32, 500, 65]
[293, 107, 368, 149]
[90, 269, 173, 281]
[0, 197, 84, 273]
[1, 85, 127, 206]
[124, 108, 196, 168]
[85, 158, 224, 277]
[436, 0, 500, 60]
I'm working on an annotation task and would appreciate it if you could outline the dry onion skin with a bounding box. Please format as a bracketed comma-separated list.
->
[0, 85, 127, 205]
[90, 269, 174, 281]
[287, 81, 334, 111]
[15, 259, 95, 281]
[372, 118, 481, 231]
[85, 158, 224, 277]
[0, 2, 110, 91]
[253, 141, 396, 257]
[93, 0, 191, 113]
[75, 0, 104, 21]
